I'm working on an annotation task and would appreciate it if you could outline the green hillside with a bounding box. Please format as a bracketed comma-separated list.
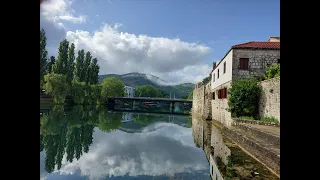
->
[98, 73, 194, 99]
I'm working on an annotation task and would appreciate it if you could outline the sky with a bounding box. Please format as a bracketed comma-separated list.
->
[40, 0, 280, 84]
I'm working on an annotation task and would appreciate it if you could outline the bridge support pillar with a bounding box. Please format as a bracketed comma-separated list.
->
[170, 102, 175, 113]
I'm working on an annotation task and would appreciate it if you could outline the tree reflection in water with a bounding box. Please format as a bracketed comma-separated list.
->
[40, 105, 123, 173]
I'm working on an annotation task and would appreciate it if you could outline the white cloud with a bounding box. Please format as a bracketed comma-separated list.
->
[40, 123, 208, 179]
[66, 24, 212, 84]
[40, 0, 213, 84]
[41, 0, 87, 24]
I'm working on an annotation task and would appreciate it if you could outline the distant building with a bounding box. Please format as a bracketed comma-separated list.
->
[124, 85, 135, 98]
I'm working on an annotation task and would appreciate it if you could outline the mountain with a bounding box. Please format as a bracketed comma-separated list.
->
[98, 73, 194, 98]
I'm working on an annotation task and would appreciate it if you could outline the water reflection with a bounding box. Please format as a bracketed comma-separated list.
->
[191, 114, 279, 180]
[40, 105, 210, 180]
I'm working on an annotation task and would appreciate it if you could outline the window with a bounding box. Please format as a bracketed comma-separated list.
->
[223, 88, 227, 98]
[217, 69, 219, 79]
[218, 89, 221, 99]
[221, 88, 225, 99]
[213, 73, 215, 82]
[277, 59, 280, 64]
[239, 58, 249, 70]
[212, 92, 215, 100]
[223, 62, 226, 74]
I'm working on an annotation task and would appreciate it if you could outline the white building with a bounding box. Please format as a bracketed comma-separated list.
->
[124, 85, 135, 98]
[210, 37, 280, 126]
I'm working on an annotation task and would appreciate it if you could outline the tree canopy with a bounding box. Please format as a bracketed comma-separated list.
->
[134, 85, 164, 98]
[101, 77, 125, 100]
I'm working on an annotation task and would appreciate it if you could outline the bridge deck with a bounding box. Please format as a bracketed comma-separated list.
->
[111, 97, 192, 103]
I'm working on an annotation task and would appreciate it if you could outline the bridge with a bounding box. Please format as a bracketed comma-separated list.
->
[106, 97, 192, 115]
[109, 97, 192, 103]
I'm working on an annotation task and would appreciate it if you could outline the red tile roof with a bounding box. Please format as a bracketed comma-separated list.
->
[232, 41, 280, 50]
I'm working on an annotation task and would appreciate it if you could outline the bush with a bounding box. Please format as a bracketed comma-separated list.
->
[260, 116, 279, 123]
[44, 73, 70, 103]
[265, 64, 280, 79]
[228, 78, 261, 117]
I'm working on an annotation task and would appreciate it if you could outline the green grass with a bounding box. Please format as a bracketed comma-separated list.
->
[238, 116, 279, 124]
[238, 116, 255, 120]
[260, 116, 279, 123]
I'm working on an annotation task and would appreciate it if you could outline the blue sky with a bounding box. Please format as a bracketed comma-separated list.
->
[40, 0, 279, 84]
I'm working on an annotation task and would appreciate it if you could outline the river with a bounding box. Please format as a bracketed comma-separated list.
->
[40, 105, 210, 180]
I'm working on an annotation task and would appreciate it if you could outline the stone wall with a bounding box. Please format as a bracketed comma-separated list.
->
[211, 81, 233, 127]
[258, 77, 280, 122]
[192, 82, 212, 119]
[232, 49, 280, 79]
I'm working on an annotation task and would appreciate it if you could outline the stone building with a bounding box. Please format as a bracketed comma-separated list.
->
[211, 37, 280, 126]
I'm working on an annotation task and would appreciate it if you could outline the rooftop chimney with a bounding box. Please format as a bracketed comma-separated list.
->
[268, 37, 280, 42]
[212, 62, 217, 70]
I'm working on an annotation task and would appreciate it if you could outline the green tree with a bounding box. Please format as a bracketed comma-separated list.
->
[40, 28, 48, 80]
[44, 73, 70, 103]
[85, 84, 102, 104]
[53, 39, 69, 75]
[83, 51, 92, 84]
[228, 78, 261, 117]
[202, 74, 211, 84]
[265, 64, 280, 79]
[134, 85, 163, 98]
[89, 58, 100, 84]
[67, 43, 76, 83]
[101, 77, 125, 100]
[46, 56, 56, 74]
[74, 50, 85, 81]
[70, 80, 86, 104]
[187, 91, 193, 100]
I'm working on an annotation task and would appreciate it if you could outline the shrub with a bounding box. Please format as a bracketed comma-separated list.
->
[260, 116, 279, 123]
[44, 73, 70, 103]
[265, 64, 280, 79]
[228, 78, 261, 117]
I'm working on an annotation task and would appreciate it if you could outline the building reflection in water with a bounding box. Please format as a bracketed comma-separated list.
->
[192, 114, 225, 180]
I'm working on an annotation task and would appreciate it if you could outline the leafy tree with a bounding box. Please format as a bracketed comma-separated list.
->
[53, 39, 69, 76]
[89, 58, 100, 84]
[134, 85, 163, 98]
[70, 80, 86, 104]
[101, 77, 125, 100]
[85, 84, 102, 104]
[67, 43, 76, 83]
[265, 64, 280, 79]
[83, 51, 92, 84]
[40, 28, 48, 80]
[74, 50, 85, 81]
[44, 73, 70, 103]
[202, 74, 211, 84]
[187, 91, 193, 100]
[228, 78, 261, 117]
[46, 56, 56, 74]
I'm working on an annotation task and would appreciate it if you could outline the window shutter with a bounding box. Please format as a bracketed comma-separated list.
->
[224, 88, 227, 98]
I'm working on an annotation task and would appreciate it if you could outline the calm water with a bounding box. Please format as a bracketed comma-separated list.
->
[40, 105, 210, 180]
